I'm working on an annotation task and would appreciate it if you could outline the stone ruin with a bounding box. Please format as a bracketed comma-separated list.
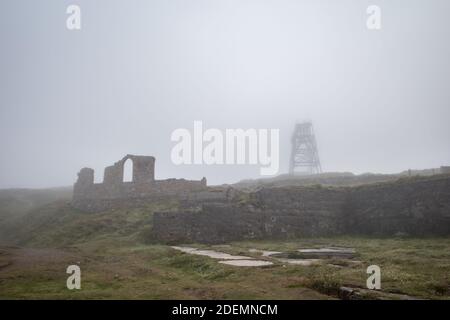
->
[72, 154, 211, 211]
[153, 174, 450, 243]
[72, 155, 450, 243]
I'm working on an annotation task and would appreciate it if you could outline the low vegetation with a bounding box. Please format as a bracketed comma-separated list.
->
[0, 188, 449, 299]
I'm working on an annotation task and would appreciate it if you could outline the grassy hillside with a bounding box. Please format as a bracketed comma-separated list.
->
[0, 187, 177, 247]
[0, 187, 70, 244]
[0, 187, 72, 221]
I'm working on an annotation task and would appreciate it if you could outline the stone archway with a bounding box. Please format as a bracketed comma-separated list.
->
[122, 157, 134, 182]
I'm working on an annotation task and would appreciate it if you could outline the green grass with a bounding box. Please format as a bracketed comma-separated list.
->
[216, 237, 450, 299]
[0, 188, 449, 300]
[1, 237, 449, 299]
[0, 195, 178, 247]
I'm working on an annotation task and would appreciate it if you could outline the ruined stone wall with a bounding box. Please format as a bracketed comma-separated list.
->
[152, 175, 450, 243]
[342, 176, 450, 235]
[72, 182, 211, 212]
[153, 204, 266, 244]
[441, 166, 450, 174]
[72, 155, 208, 212]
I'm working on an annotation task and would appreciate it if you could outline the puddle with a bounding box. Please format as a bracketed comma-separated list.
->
[249, 249, 322, 266]
[172, 246, 357, 268]
[171, 246, 251, 260]
[219, 260, 273, 267]
[171, 246, 272, 267]
[248, 249, 281, 257]
[171, 246, 273, 267]
[171, 246, 197, 254]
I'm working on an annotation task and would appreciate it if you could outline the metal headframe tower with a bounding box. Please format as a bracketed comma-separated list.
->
[289, 121, 322, 175]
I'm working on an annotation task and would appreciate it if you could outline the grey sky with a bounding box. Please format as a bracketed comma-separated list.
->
[1, 0, 449, 188]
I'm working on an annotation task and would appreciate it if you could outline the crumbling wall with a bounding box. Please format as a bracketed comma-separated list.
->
[73, 168, 94, 200]
[441, 166, 450, 174]
[153, 204, 266, 244]
[342, 177, 450, 235]
[103, 155, 155, 186]
[152, 175, 450, 243]
[72, 155, 208, 212]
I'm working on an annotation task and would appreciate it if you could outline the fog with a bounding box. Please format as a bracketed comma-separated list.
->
[0, 0, 449, 188]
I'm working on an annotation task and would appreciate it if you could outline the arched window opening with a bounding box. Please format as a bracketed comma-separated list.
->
[123, 159, 133, 182]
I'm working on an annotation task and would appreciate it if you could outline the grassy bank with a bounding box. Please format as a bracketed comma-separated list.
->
[1, 237, 449, 299]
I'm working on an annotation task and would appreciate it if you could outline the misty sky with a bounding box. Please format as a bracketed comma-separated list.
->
[1, 0, 449, 188]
